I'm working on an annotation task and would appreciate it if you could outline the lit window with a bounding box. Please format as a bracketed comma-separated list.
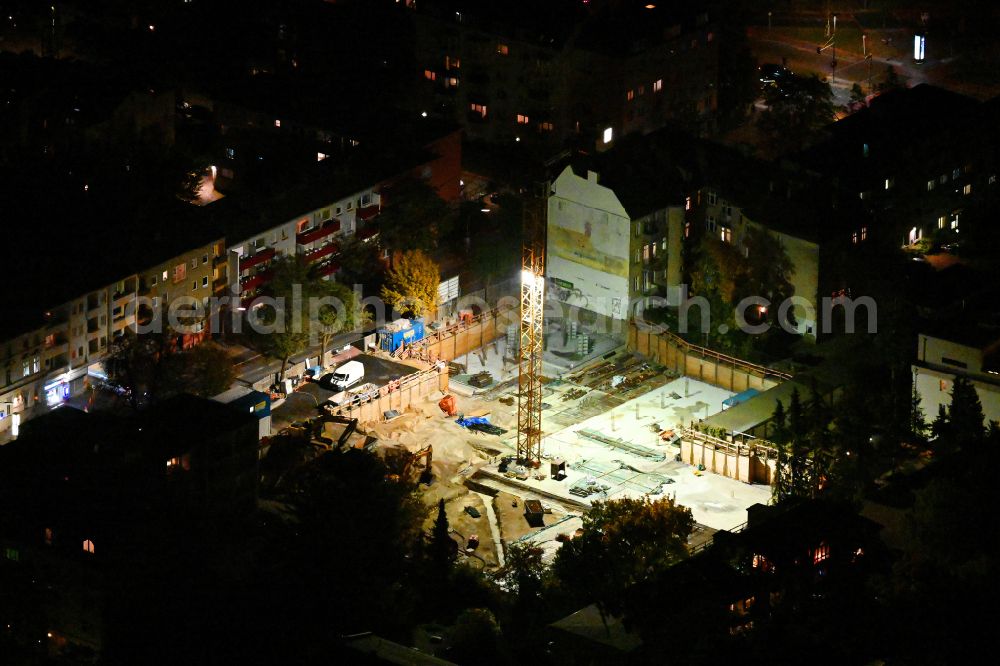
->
[637, 85, 645, 96]
[226, 147, 235, 159]
[862, 143, 869, 158]
[162, 270, 168, 282]
[861, 226, 867, 241]
[885, 178, 893, 190]
[852, 231, 858, 244]
[963, 183, 972, 195]
[44, 527, 53, 545]
[685, 196, 691, 211]
[539, 121, 553, 131]
[684, 221, 690, 238]
[274, 119, 281, 128]
[82, 539, 95, 554]
[470, 103, 487, 118]
[953, 168, 961, 179]
[927, 180, 935, 191]
[708, 191, 717, 205]
[516, 114, 530, 124]
[423, 69, 436, 81]
[626, 89, 635, 101]
[497, 43, 509, 56]
[720, 227, 732, 243]
[938, 215, 946, 229]
[940, 174, 947, 184]
[951, 216, 959, 230]
[446, 76, 459, 88]
[317, 152, 328, 162]
[444, 56, 460, 70]
[813, 542, 830, 564]
[752, 554, 772, 571]
[653, 79, 663, 92]
[989, 174, 996, 185]
[603, 127, 613, 144]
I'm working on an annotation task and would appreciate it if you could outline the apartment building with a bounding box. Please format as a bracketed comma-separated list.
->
[220, 125, 461, 305]
[0, 197, 230, 442]
[913, 325, 1000, 428]
[410, 0, 718, 151]
[546, 161, 685, 329]
[798, 85, 1000, 247]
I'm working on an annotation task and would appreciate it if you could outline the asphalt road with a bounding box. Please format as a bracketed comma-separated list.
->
[271, 353, 418, 427]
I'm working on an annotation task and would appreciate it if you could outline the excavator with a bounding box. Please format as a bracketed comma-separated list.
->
[385, 445, 433, 485]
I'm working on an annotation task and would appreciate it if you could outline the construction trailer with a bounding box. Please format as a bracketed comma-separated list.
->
[378, 318, 426, 353]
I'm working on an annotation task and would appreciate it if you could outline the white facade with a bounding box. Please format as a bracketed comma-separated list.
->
[546, 166, 632, 321]
[913, 333, 1000, 427]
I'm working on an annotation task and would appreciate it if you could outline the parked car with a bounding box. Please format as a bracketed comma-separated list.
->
[330, 360, 364, 391]
[759, 63, 791, 85]
[464, 506, 481, 519]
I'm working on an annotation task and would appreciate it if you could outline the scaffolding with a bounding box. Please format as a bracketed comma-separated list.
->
[517, 196, 545, 466]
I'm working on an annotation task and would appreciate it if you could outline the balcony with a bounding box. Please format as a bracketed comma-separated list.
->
[240, 270, 274, 294]
[213, 254, 228, 268]
[296, 220, 341, 246]
[304, 243, 339, 264]
[240, 247, 276, 271]
[357, 205, 380, 222]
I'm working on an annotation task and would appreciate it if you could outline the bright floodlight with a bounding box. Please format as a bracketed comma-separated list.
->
[521, 269, 535, 285]
[603, 127, 613, 144]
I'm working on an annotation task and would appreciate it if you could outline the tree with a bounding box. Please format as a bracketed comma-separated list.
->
[106, 328, 167, 408]
[552, 497, 693, 629]
[496, 542, 544, 603]
[426, 498, 456, 579]
[847, 83, 867, 113]
[878, 65, 906, 93]
[282, 449, 424, 635]
[381, 249, 440, 317]
[336, 235, 385, 289]
[758, 74, 835, 153]
[252, 256, 360, 380]
[377, 177, 450, 254]
[740, 226, 795, 328]
[186, 343, 235, 397]
[449, 608, 502, 665]
[312, 278, 361, 362]
[947, 376, 985, 448]
[910, 384, 927, 439]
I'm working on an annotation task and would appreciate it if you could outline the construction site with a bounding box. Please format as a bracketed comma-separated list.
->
[259, 199, 787, 573]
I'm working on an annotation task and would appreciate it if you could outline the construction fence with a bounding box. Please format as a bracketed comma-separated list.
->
[679, 427, 778, 486]
[396, 306, 516, 364]
[325, 364, 449, 424]
[629, 323, 792, 394]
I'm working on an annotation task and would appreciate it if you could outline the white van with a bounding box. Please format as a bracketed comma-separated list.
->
[330, 360, 364, 391]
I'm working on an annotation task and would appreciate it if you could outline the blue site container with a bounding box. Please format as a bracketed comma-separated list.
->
[378, 318, 425, 353]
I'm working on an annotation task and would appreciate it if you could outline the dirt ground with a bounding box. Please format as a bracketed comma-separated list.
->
[421, 489, 499, 570]
[493, 491, 567, 544]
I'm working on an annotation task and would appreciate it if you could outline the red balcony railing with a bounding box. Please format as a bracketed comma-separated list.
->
[297, 220, 341, 246]
[240, 270, 274, 293]
[304, 243, 339, 263]
[240, 247, 275, 270]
